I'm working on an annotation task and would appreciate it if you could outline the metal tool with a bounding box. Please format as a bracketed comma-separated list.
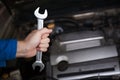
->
[32, 7, 48, 72]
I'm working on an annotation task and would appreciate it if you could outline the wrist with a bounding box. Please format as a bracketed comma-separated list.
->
[16, 41, 28, 58]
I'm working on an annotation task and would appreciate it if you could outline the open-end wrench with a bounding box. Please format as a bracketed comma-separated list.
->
[32, 7, 48, 72]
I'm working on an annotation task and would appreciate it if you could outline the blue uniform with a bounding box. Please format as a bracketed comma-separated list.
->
[0, 39, 17, 67]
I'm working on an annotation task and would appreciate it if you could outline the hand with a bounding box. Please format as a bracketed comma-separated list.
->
[16, 28, 52, 58]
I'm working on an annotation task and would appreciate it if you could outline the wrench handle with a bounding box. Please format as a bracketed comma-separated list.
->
[36, 19, 43, 61]
[36, 51, 42, 61]
[38, 19, 43, 29]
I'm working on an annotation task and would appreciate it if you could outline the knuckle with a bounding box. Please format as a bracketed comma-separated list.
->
[47, 44, 49, 47]
[45, 44, 49, 48]
[47, 38, 50, 42]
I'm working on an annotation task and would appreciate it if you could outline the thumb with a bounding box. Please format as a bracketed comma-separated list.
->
[38, 28, 52, 36]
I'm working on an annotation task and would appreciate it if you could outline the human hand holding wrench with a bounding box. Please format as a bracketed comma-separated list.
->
[32, 7, 48, 72]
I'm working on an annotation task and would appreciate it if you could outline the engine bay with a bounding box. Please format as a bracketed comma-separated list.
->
[0, 0, 120, 80]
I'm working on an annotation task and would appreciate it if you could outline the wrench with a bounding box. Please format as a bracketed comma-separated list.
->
[32, 7, 48, 72]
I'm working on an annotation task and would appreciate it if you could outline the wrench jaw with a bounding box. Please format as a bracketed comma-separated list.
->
[32, 61, 45, 72]
[34, 7, 48, 19]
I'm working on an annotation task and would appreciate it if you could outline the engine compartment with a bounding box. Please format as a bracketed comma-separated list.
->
[0, 0, 120, 80]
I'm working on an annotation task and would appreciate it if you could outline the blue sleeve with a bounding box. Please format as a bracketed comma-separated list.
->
[0, 39, 17, 67]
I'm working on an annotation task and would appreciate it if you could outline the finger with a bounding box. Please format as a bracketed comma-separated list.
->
[42, 33, 50, 39]
[40, 38, 50, 44]
[39, 43, 49, 48]
[40, 48, 48, 52]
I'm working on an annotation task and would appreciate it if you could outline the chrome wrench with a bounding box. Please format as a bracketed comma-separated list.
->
[32, 7, 48, 72]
